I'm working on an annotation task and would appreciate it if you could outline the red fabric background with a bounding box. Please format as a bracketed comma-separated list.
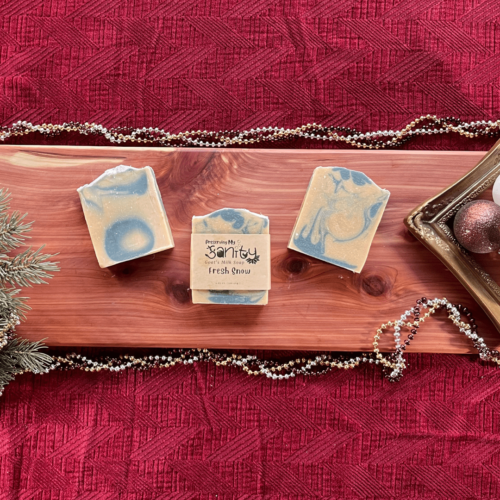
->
[2, 0, 500, 498]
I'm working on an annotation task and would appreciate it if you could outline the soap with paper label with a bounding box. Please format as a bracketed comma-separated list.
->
[288, 167, 389, 273]
[192, 208, 269, 305]
[78, 165, 174, 268]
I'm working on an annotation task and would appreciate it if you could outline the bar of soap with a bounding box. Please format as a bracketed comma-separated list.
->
[78, 165, 174, 268]
[288, 167, 389, 273]
[192, 208, 269, 305]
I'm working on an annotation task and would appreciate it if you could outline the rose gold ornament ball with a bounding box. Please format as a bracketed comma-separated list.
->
[453, 200, 500, 253]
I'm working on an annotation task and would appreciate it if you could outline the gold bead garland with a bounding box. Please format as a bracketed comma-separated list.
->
[1, 296, 497, 397]
[1, 116, 499, 149]
[6, 297, 495, 390]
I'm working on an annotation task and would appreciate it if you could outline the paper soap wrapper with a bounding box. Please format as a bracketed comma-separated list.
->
[191, 208, 269, 305]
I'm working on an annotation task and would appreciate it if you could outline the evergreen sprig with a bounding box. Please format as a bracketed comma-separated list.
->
[0, 247, 59, 287]
[0, 337, 52, 389]
[0, 189, 32, 251]
[0, 287, 28, 328]
[0, 189, 58, 396]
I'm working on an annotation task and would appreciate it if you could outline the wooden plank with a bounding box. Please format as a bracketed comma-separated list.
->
[1, 145, 498, 353]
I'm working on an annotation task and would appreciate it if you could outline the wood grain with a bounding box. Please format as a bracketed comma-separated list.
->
[1, 145, 499, 353]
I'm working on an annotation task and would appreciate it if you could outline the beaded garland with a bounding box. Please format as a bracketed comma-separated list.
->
[1, 297, 498, 395]
[1, 116, 500, 149]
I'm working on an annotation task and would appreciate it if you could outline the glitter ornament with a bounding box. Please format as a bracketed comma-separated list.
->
[454, 200, 500, 253]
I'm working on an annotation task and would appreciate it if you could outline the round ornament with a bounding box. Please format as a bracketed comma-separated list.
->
[453, 200, 500, 253]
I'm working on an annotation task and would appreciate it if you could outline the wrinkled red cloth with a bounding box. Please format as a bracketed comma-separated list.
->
[2, 1, 500, 498]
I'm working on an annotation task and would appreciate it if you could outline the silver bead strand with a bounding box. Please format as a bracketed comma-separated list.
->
[1, 116, 499, 149]
[39, 297, 500, 383]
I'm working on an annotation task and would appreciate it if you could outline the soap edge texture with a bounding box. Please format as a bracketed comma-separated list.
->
[191, 208, 269, 229]
[353, 188, 390, 272]
[76, 164, 142, 192]
[287, 169, 316, 252]
[77, 189, 109, 268]
[145, 166, 175, 251]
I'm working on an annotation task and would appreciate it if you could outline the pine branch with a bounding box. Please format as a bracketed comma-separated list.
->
[0, 287, 28, 328]
[0, 189, 59, 396]
[0, 336, 52, 394]
[0, 247, 59, 287]
[0, 188, 10, 213]
[0, 189, 32, 252]
[2, 336, 52, 372]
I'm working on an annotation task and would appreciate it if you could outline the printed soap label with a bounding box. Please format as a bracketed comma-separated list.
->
[190, 234, 271, 291]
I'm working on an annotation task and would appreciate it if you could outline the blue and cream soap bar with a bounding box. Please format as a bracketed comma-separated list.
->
[192, 208, 269, 305]
[288, 167, 389, 273]
[78, 165, 174, 268]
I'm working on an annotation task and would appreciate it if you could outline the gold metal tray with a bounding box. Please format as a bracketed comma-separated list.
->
[405, 140, 500, 333]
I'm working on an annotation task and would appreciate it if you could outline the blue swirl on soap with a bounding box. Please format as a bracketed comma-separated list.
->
[102, 171, 148, 196]
[206, 208, 268, 234]
[104, 218, 155, 263]
[206, 290, 267, 304]
[210, 208, 245, 230]
[292, 167, 387, 268]
[82, 169, 149, 211]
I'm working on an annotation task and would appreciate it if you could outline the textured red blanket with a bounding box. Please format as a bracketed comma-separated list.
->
[2, 1, 500, 498]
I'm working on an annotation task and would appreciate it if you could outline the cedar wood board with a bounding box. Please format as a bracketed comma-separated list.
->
[1, 145, 497, 354]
